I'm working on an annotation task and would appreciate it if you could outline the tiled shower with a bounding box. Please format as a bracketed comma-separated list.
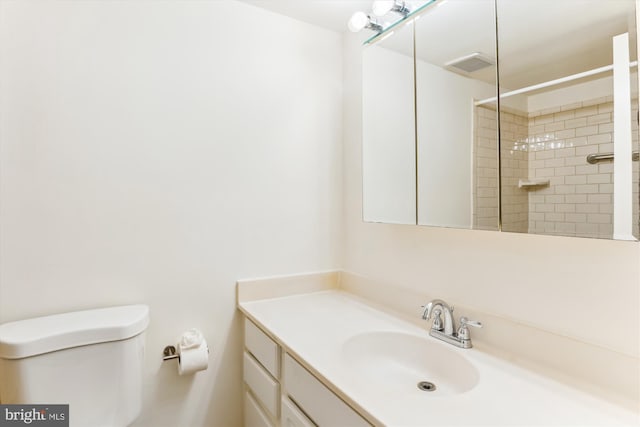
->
[474, 96, 639, 239]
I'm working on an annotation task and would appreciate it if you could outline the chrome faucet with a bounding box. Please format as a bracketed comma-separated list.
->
[421, 299, 482, 349]
[421, 299, 454, 334]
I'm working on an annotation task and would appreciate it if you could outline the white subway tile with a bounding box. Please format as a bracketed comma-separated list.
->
[564, 118, 588, 128]
[545, 212, 565, 222]
[476, 197, 496, 208]
[598, 163, 614, 173]
[598, 123, 614, 133]
[598, 102, 613, 113]
[575, 125, 599, 136]
[549, 176, 565, 185]
[565, 175, 587, 185]
[574, 105, 598, 117]
[529, 212, 545, 221]
[555, 166, 575, 176]
[554, 110, 575, 121]
[536, 168, 555, 178]
[529, 159, 546, 170]
[555, 129, 576, 139]
[588, 213, 611, 224]
[556, 204, 576, 213]
[555, 184, 576, 194]
[528, 124, 546, 134]
[556, 222, 576, 233]
[566, 213, 587, 223]
[555, 147, 576, 158]
[544, 158, 565, 168]
[587, 174, 610, 184]
[565, 194, 587, 203]
[535, 150, 555, 160]
[575, 184, 599, 193]
[530, 195, 545, 204]
[477, 188, 497, 197]
[599, 183, 614, 193]
[534, 114, 555, 125]
[575, 204, 599, 213]
[576, 144, 599, 156]
[598, 143, 614, 152]
[576, 164, 598, 174]
[564, 156, 585, 166]
[536, 203, 555, 212]
[587, 113, 611, 125]
[576, 223, 599, 234]
[598, 223, 613, 236]
[477, 147, 495, 158]
[545, 122, 565, 132]
[588, 194, 611, 203]
[588, 133, 612, 144]
[544, 195, 564, 203]
[600, 204, 613, 214]
[565, 136, 588, 147]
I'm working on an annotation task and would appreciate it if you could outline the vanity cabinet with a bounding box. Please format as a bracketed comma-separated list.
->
[283, 354, 370, 427]
[243, 318, 371, 427]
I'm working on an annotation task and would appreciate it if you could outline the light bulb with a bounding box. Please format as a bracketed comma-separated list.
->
[348, 11, 370, 32]
[372, 0, 394, 17]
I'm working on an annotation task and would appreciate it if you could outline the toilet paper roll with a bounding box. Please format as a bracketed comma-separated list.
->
[177, 339, 209, 375]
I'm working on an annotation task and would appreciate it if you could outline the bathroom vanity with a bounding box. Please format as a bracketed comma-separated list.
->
[237, 274, 639, 427]
[243, 317, 369, 427]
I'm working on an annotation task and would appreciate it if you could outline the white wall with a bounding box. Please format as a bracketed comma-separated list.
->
[344, 33, 639, 358]
[0, 2, 342, 426]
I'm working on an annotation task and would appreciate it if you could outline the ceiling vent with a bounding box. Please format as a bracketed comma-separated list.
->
[445, 52, 495, 74]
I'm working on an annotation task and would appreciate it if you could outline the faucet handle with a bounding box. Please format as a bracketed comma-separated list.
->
[459, 317, 482, 328]
[431, 308, 444, 331]
[457, 317, 482, 341]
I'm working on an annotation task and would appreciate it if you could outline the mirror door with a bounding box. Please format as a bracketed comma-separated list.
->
[414, 0, 500, 230]
[362, 22, 417, 224]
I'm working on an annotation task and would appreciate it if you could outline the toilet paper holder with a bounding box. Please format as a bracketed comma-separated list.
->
[162, 345, 179, 361]
[162, 344, 210, 361]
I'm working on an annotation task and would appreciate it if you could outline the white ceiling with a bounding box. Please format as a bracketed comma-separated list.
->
[237, 0, 637, 90]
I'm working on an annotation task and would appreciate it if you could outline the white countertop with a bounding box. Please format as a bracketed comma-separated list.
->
[239, 290, 640, 426]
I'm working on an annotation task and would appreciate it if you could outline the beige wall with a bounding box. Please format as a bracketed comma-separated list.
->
[0, 2, 343, 426]
[344, 33, 639, 359]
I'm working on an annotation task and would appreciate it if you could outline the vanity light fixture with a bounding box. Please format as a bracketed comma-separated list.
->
[372, 0, 411, 18]
[350, 0, 438, 40]
[348, 11, 384, 33]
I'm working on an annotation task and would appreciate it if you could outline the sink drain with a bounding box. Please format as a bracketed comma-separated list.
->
[417, 381, 436, 392]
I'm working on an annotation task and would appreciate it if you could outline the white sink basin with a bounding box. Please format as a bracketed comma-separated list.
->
[341, 331, 479, 396]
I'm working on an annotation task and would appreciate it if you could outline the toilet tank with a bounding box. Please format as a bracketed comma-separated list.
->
[0, 305, 149, 427]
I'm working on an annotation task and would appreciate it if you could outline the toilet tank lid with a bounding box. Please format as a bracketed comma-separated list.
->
[0, 305, 149, 359]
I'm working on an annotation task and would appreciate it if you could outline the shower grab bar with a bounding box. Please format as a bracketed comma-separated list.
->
[586, 151, 639, 164]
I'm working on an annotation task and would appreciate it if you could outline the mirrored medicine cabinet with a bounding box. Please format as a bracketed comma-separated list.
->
[362, 0, 639, 240]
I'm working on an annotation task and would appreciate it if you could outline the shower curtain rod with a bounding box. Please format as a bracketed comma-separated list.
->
[475, 61, 639, 106]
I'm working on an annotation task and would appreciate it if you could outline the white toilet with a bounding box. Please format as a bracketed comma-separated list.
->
[0, 304, 149, 427]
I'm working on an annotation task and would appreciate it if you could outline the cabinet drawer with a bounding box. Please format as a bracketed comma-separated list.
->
[244, 390, 275, 427]
[243, 352, 280, 418]
[281, 397, 315, 427]
[284, 354, 370, 427]
[245, 319, 280, 378]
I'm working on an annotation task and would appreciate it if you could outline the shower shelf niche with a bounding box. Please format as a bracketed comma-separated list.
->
[518, 178, 550, 189]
